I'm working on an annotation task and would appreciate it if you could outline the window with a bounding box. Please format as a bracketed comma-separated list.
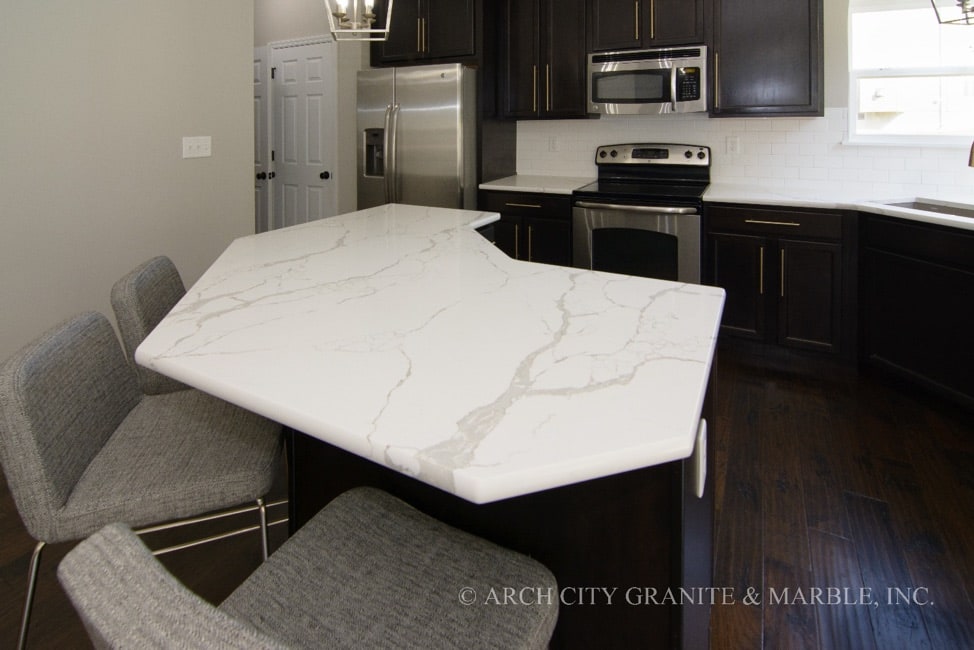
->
[849, 0, 974, 145]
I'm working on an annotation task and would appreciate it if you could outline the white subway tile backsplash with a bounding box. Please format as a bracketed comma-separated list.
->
[516, 107, 974, 201]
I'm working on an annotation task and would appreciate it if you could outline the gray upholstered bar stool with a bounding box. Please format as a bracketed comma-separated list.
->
[110, 255, 199, 395]
[58, 487, 559, 649]
[0, 312, 282, 649]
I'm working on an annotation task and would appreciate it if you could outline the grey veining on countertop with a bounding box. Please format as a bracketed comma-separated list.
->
[137, 204, 725, 504]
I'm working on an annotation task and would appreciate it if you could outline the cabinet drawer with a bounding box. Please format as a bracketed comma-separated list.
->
[707, 205, 843, 239]
[862, 214, 974, 273]
[482, 191, 572, 219]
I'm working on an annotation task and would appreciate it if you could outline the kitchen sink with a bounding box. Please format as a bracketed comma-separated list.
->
[880, 198, 974, 220]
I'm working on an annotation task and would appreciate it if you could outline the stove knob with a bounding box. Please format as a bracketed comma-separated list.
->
[599, 150, 608, 159]
[697, 151, 706, 160]
[610, 149, 618, 158]
[684, 150, 693, 159]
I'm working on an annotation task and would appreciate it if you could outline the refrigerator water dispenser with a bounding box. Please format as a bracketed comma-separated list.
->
[363, 128, 384, 177]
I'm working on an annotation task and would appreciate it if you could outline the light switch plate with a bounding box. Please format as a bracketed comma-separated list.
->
[182, 136, 212, 159]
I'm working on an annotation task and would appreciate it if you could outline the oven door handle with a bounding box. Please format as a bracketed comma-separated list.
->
[574, 201, 698, 215]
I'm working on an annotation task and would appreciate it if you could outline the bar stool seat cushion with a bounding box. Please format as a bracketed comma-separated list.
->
[219, 487, 558, 649]
[60, 388, 281, 542]
[59, 487, 558, 649]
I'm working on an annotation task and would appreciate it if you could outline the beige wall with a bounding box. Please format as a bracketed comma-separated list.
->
[254, 0, 367, 215]
[0, 1, 255, 359]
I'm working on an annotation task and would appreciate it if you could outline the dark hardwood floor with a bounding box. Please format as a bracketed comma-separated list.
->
[711, 341, 974, 650]
[1, 342, 972, 648]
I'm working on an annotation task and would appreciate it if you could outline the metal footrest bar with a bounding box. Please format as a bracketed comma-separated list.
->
[149, 517, 289, 556]
[134, 498, 288, 536]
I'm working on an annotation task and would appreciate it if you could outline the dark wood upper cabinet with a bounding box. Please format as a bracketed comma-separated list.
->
[500, 0, 587, 119]
[589, 0, 704, 51]
[371, 0, 476, 65]
[712, 0, 823, 116]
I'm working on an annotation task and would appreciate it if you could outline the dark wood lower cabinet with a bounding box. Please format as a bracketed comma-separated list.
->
[777, 238, 842, 351]
[480, 190, 573, 266]
[710, 231, 767, 340]
[860, 214, 974, 409]
[705, 204, 855, 358]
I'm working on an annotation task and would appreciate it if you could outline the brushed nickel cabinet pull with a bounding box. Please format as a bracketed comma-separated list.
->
[528, 225, 534, 261]
[505, 202, 542, 209]
[545, 64, 551, 112]
[635, 1, 640, 41]
[780, 249, 785, 297]
[759, 246, 765, 295]
[745, 219, 802, 227]
[532, 65, 538, 113]
[422, 18, 428, 52]
[714, 52, 720, 110]
[650, 0, 656, 40]
[417, 18, 422, 53]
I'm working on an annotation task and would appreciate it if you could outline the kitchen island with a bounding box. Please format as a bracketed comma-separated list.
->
[137, 203, 725, 648]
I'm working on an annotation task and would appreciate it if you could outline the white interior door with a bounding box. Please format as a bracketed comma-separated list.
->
[253, 46, 271, 233]
[270, 39, 338, 230]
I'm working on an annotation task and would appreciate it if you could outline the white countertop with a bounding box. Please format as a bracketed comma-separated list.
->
[480, 174, 593, 195]
[704, 182, 974, 232]
[137, 204, 725, 504]
[477, 175, 974, 231]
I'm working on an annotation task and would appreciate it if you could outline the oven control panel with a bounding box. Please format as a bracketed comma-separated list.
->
[595, 143, 710, 166]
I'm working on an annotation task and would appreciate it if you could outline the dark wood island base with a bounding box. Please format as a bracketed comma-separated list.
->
[287, 401, 715, 650]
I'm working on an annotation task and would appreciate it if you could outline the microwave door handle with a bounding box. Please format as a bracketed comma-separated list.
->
[575, 201, 698, 215]
[670, 66, 678, 111]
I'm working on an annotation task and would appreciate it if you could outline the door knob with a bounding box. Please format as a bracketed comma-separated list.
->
[268, 172, 276, 179]
[256, 172, 267, 180]
[320, 171, 331, 180]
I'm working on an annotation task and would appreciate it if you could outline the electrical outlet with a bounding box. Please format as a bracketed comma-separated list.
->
[182, 136, 212, 159]
[725, 136, 741, 155]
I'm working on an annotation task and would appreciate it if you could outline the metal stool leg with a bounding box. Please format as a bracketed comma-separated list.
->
[17, 540, 46, 650]
[257, 498, 269, 561]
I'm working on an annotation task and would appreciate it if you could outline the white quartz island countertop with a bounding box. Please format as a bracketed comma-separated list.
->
[137, 204, 725, 504]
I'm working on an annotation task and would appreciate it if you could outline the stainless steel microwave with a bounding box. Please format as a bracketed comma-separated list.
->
[588, 46, 707, 115]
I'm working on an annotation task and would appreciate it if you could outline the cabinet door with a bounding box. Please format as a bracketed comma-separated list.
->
[493, 218, 521, 259]
[590, 0, 641, 51]
[426, 0, 476, 59]
[544, 0, 588, 118]
[710, 232, 768, 341]
[501, 0, 540, 118]
[524, 217, 572, 266]
[713, 0, 823, 115]
[777, 239, 841, 353]
[376, 0, 421, 62]
[861, 216, 974, 407]
[649, 0, 703, 46]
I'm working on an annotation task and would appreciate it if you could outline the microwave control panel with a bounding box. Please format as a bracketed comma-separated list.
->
[675, 67, 701, 102]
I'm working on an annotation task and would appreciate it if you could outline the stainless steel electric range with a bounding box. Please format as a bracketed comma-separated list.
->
[572, 143, 711, 284]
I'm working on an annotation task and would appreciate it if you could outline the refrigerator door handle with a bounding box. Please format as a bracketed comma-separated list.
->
[387, 103, 401, 204]
[382, 104, 394, 204]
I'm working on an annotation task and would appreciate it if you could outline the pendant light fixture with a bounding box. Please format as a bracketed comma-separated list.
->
[324, 0, 394, 41]
[930, 0, 974, 25]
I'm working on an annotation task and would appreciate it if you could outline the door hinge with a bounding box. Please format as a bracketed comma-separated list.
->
[271, 67, 276, 79]
[271, 150, 275, 162]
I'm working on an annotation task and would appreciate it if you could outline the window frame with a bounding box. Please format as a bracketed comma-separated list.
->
[847, 1, 974, 147]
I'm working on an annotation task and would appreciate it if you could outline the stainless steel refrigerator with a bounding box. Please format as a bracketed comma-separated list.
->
[357, 64, 477, 210]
